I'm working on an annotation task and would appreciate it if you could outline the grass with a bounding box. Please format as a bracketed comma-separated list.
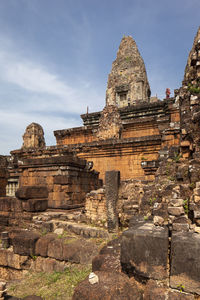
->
[7, 264, 91, 300]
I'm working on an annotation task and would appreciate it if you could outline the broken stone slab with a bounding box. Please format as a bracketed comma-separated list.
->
[16, 186, 48, 200]
[168, 206, 185, 216]
[170, 231, 200, 295]
[121, 222, 169, 280]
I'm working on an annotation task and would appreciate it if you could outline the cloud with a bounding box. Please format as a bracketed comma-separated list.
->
[0, 36, 105, 154]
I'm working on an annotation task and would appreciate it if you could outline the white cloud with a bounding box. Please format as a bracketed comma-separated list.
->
[0, 36, 105, 154]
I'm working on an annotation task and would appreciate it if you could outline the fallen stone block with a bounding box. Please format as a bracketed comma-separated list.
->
[170, 231, 200, 295]
[22, 199, 48, 212]
[16, 186, 48, 200]
[121, 222, 169, 280]
[12, 231, 40, 256]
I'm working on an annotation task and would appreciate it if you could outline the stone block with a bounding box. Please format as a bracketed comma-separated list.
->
[13, 231, 40, 256]
[0, 249, 29, 270]
[170, 231, 200, 294]
[35, 234, 56, 257]
[32, 256, 67, 273]
[47, 238, 63, 260]
[105, 170, 120, 232]
[168, 206, 185, 216]
[170, 199, 184, 207]
[62, 238, 98, 264]
[22, 199, 48, 212]
[16, 185, 48, 200]
[121, 222, 169, 280]
[193, 188, 200, 196]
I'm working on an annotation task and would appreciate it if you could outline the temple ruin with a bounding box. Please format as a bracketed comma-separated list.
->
[0, 29, 200, 299]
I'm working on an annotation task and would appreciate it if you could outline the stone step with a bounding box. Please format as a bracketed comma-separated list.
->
[52, 220, 110, 239]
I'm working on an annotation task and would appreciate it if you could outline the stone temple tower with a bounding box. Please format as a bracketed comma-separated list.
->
[22, 123, 46, 149]
[106, 36, 151, 108]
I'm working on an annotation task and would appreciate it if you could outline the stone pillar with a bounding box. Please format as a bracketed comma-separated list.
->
[105, 170, 120, 232]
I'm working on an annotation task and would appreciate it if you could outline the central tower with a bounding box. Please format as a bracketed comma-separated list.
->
[106, 36, 151, 107]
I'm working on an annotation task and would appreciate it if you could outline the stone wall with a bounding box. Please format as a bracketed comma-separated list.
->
[10, 148, 102, 209]
[55, 100, 180, 181]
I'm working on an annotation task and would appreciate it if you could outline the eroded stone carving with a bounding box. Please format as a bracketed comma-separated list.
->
[22, 123, 46, 149]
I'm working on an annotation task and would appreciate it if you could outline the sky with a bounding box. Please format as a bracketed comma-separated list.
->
[0, 0, 199, 155]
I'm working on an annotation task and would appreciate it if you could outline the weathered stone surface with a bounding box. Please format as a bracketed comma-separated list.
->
[35, 234, 56, 257]
[143, 280, 167, 300]
[0, 249, 30, 270]
[22, 122, 45, 149]
[72, 271, 142, 300]
[96, 105, 122, 140]
[106, 35, 150, 107]
[168, 206, 185, 216]
[16, 186, 48, 200]
[62, 238, 98, 264]
[170, 231, 200, 294]
[105, 170, 120, 232]
[0, 197, 22, 212]
[121, 222, 169, 280]
[47, 238, 63, 260]
[167, 291, 194, 300]
[22, 199, 48, 212]
[32, 256, 67, 273]
[13, 231, 40, 256]
[92, 254, 121, 273]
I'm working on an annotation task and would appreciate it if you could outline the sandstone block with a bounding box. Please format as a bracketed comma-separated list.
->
[170, 199, 184, 207]
[193, 188, 200, 196]
[153, 216, 164, 226]
[168, 206, 185, 216]
[16, 186, 48, 200]
[13, 231, 40, 256]
[22, 199, 48, 212]
[170, 231, 200, 294]
[35, 234, 56, 257]
[47, 238, 63, 260]
[62, 238, 98, 264]
[121, 222, 169, 280]
[32, 256, 67, 273]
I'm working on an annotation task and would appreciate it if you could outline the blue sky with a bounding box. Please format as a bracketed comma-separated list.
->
[0, 0, 199, 154]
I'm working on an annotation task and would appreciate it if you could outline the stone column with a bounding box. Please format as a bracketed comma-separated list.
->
[105, 170, 120, 232]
